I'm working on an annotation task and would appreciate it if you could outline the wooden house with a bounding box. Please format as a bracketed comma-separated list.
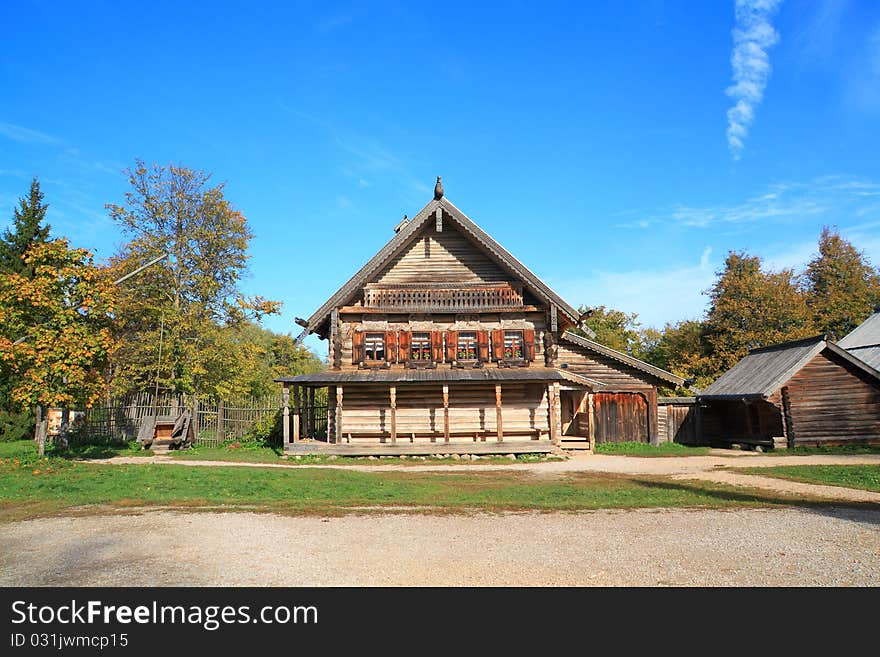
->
[277, 179, 683, 455]
[698, 335, 880, 448]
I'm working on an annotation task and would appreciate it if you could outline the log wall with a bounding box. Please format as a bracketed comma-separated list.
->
[768, 351, 880, 445]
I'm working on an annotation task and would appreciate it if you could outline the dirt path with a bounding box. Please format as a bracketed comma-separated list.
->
[96, 452, 880, 503]
[2, 508, 877, 586]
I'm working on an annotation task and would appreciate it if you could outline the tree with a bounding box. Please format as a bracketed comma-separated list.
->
[803, 226, 880, 340]
[106, 160, 280, 397]
[0, 240, 116, 452]
[703, 251, 813, 377]
[0, 177, 51, 275]
[576, 305, 643, 356]
[640, 319, 713, 390]
[0, 178, 52, 440]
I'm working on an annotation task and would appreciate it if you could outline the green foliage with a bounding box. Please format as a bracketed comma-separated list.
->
[0, 408, 35, 442]
[576, 305, 643, 356]
[802, 226, 880, 340]
[704, 252, 813, 374]
[0, 177, 51, 276]
[0, 239, 117, 410]
[106, 160, 285, 398]
[0, 178, 52, 439]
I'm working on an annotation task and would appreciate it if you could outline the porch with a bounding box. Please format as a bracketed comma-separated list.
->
[275, 368, 569, 455]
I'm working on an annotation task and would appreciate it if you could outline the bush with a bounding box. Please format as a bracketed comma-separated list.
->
[239, 410, 283, 448]
[0, 408, 35, 442]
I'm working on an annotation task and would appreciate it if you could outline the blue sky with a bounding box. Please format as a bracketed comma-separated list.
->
[2, 0, 880, 355]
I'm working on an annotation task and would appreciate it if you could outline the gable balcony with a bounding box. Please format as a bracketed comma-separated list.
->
[362, 282, 525, 313]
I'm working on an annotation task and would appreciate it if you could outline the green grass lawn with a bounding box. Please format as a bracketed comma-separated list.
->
[743, 465, 880, 493]
[0, 439, 810, 521]
[767, 444, 880, 456]
[594, 441, 712, 457]
[170, 444, 561, 466]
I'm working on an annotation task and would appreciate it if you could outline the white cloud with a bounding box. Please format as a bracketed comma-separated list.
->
[0, 121, 59, 145]
[555, 247, 717, 329]
[725, 0, 783, 158]
[621, 176, 880, 229]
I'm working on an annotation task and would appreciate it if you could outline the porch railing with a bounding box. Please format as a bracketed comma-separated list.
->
[363, 283, 524, 312]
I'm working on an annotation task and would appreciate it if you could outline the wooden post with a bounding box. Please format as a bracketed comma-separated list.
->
[335, 386, 343, 444]
[34, 405, 42, 444]
[282, 387, 290, 445]
[217, 399, 225, 443]
[587, 392, 595, 449]
[648, 388, 659, 446]
[495, 384, 503, 442]
[443, 385, 450, 443]
[192, 398, 200, 443]
[293, 385, 301, 443]
[781, 386, 795, 449]
[548, 383, 559, 443]
[390, 385, 397, 444]
[307, 387, 315, 441]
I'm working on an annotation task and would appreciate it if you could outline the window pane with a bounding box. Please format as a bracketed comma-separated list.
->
[365, 333, 385, 361]
[411, 332, 431, 361]
[504, 331, 524, 359]
[457, 332, 477, 360]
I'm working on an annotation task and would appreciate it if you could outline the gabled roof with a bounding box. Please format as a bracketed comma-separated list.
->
[304, 196, 580, 336]
[699, 334, 880, 400]
[838, 311, 880, 370]
[560, 331, 685, 387]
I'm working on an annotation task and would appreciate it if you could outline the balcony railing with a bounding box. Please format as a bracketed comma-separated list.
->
[363, 283, 524, 312]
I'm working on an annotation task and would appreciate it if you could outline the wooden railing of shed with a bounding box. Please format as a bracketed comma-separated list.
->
[363, 283, 524, 312]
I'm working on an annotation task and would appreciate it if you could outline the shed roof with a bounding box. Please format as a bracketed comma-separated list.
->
[304, 196, 581, 336]
[559, 331, 685, 386]
[838, 311, 880, 370]
[276, 367, 568, 386]
[699, 334, 880, 400]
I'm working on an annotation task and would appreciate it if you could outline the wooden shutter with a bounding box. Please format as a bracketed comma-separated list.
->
[385, 331, 398, 363]
[523, 329, 536, 362]
[431, 331, 444, 362]
[445, 330, 458, 362]
[351, 331, 365, 364]
[477, 331, 490, 362]
[491, 329, 504, 361]
[398, 331, 411, 363]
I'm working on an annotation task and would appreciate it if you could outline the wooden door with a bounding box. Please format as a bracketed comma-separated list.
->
[593, 392, 649, 443]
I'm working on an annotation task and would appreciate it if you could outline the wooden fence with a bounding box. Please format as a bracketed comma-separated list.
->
[69, 391, 283, 447]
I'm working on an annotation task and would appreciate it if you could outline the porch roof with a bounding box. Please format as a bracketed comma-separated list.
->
[275, 367, 568, 386]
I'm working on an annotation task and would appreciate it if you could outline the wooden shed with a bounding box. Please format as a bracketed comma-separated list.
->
[698, 335, 880, 448]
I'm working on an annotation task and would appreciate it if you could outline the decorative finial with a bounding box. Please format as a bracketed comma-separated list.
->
[434, 176, 444, 200]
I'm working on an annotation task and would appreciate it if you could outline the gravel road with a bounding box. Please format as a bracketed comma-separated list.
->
[2, 508, 878, 586]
